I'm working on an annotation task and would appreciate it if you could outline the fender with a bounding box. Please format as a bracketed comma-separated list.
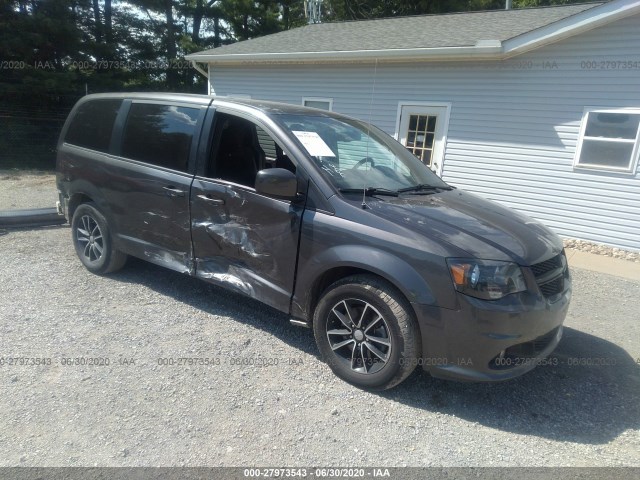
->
[292, 244, 437, 321]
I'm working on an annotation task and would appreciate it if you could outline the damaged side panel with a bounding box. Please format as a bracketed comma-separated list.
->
[190, 177, 303, 313]
[116, 234, 195, 274]
[195, 258, 290, 301]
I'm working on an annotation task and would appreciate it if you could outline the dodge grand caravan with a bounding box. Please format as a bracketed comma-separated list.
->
[56, 93, 571, 389]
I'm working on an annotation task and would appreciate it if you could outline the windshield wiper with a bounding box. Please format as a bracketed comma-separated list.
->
[397, 184, 454, 194]
[339, 187, 399, 197]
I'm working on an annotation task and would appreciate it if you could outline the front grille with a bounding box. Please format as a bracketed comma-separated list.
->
[489, 327, 561, 370]
[530, 251, 567, 299]
[539, 277, 564, 297]
[531, 254, 563, 277]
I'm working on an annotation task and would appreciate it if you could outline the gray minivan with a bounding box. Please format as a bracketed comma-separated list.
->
[57, 93, 571, 389]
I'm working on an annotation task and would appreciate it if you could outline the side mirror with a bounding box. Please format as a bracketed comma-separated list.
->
[255, 168, 298, 200]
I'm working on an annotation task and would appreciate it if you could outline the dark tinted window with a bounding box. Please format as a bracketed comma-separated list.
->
[210, 114, 260, 186]
[65, 99, 122, 152]
[121, 103, 200, 172]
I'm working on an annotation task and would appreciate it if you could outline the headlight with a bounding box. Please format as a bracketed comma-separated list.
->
[446, 258, 527, 300]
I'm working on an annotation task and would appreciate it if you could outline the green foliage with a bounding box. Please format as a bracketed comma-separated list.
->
[222, 0, 280, 40]
[324, 0, 588, 20]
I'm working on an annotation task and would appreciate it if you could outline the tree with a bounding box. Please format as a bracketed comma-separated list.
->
[324, 0, 589, 20]
[221, 0, 280, 41]
[181, 0, 225, 48]
[280, 0, 306, 30]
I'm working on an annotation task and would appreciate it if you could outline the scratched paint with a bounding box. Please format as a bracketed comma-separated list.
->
[195, 259, 255, 296]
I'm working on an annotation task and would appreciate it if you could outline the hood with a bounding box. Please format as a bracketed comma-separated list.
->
[362, 189, 563, 265]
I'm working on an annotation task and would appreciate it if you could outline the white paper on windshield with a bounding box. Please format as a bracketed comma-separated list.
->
[292, 131, 335, 157]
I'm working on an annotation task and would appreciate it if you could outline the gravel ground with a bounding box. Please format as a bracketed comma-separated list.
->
[0, 226, 638, 467]
[0, 170, 57, 210]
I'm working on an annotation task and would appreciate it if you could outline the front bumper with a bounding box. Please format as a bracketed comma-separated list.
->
[411, 280, 571, 382]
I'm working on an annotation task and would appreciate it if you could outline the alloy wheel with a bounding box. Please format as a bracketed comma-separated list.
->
[326, 298, 392, 374]
[75, 214, 104, 263]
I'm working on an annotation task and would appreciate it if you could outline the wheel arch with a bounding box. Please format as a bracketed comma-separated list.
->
[294, 245, 436, 326]
[65, 180, 112, 224]
[68, 192, 94, 220]
[309, 259, 425, 390]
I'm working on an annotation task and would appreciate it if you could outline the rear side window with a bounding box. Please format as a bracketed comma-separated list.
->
[121, 103, 200, 172]
[65, 99, 122, 152]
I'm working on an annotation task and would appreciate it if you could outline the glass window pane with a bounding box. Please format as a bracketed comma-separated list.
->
[422, 149, 432, 165]
[278, 113, 449, 191]
[417, 116, 427, 131]
[585, 112, 640, 140]
[578, 139, 634, 170]
[425, 133, 435, 149]
[409, 115, 417, 130]
[304, 100, 331, 111]
[211, 115, 264, 186]
[65, 99, 122, 152]
[427, 116, 437, 133]
[121, 104, 199, 172]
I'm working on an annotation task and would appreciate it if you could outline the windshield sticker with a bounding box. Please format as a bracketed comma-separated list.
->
[292, 131, 335, 157]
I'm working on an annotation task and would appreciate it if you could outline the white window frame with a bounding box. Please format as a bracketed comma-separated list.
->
[302, 97, 333, 111]
[573, 107, 640, 174]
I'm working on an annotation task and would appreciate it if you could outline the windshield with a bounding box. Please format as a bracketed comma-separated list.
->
[275, 113, 449, 193]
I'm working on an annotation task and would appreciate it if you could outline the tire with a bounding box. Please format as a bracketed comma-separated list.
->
[71, 203, 127, 274]
[313, 274, 421, 390]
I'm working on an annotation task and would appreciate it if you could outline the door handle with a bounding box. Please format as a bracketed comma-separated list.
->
[163, 186, 185, 197]
[197, 194, 225, 205]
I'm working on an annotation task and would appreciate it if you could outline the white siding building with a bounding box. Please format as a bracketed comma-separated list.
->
[187, 0, 640, 251]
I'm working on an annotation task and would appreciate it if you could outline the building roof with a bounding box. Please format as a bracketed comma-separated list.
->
[187, 0, 640, 65]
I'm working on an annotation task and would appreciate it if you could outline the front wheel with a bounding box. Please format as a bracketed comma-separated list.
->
[313, 275, 421, 390]
[71, 203, 127, 274]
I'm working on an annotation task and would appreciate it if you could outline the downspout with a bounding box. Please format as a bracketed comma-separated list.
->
[190, 60, 214, 95]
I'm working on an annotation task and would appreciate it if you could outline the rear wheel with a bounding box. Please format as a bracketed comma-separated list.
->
[313, 275, 420, 390]
[71, 203, 127, 274]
